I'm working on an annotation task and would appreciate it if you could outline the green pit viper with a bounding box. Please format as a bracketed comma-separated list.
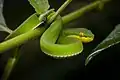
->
[5, 10, 94, 58]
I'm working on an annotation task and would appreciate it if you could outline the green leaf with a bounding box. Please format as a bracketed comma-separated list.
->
[85, 24, 120, 65]
[5, 13, 41, 40]
[28, 0, 50, 14]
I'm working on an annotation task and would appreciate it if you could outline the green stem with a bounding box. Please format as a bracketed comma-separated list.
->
[0, 28, 45, 53]
[62, 0, 110, 24]
[0, 0, 110, 53]
[1, 58, 16, 80]
[47, 0, 72, 24]
[1, 48, 20, 80]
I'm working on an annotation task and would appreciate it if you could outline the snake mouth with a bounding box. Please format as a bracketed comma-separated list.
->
[79, 36, 94, 43]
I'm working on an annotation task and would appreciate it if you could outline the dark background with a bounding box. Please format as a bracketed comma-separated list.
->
[0, 0, 120, 80]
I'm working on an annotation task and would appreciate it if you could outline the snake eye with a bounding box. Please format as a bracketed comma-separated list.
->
[79, 32, 85, 37]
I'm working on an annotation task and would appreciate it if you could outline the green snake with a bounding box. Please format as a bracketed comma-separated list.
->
[5, 10, 94, 58]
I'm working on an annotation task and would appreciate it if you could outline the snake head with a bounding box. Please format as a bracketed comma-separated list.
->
[63, 28, 94, 43]
[78, 28, 94, 43]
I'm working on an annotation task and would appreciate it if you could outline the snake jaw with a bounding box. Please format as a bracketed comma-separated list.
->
[67, 34, 94, 43]
[80, 37, 94, 43]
